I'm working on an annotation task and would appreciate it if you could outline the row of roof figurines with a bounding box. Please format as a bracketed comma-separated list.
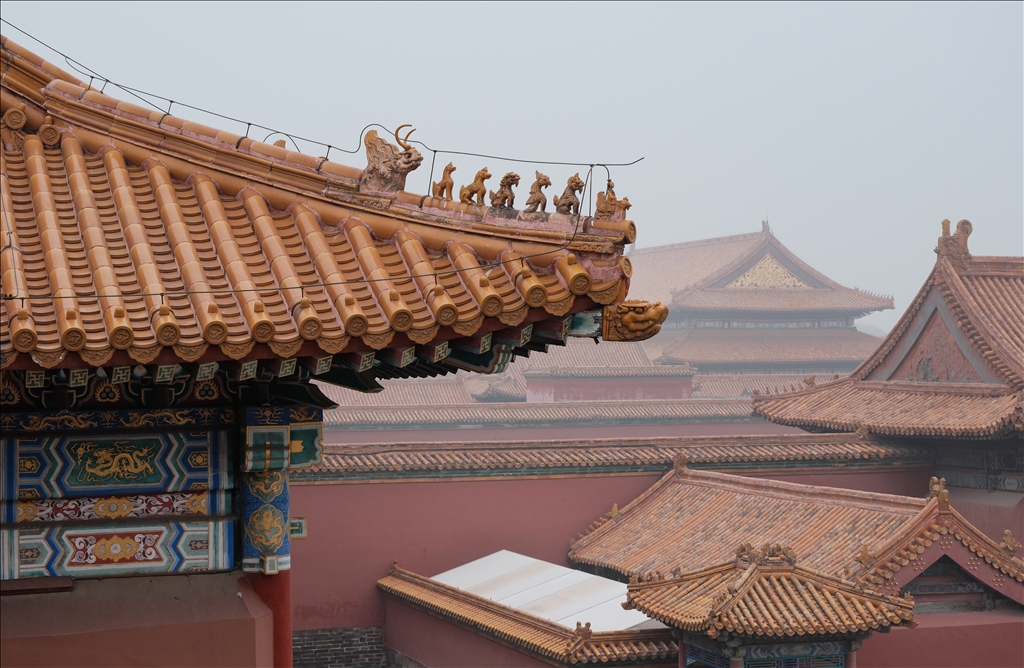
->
[359, 125, 633, 221]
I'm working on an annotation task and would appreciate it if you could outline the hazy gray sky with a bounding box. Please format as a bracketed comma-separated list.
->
[3, 2, 1020, 331]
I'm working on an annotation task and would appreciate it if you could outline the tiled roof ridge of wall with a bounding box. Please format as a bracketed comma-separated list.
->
[322, 398, 757, 427]
[377, 565, 677, 663]
[325, 431, 887, 451]
[304, 441, 931, 479]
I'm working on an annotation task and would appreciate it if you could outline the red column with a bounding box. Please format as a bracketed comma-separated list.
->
[729, 658, 744, 668]
[677, 639, 687, 668]
[249, 570, 293, 668]
[845, 649, 857, 668]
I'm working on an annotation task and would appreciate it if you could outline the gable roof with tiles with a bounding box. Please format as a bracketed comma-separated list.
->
[0, 36, 657, 378]
[568, 465, 1024, 614]
[754, 223, 1024, 439]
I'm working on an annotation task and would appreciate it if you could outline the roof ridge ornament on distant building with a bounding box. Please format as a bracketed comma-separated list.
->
[935, 218, 973, 271]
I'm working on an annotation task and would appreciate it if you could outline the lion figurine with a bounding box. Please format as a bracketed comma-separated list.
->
[431, 162, 456, 200]
[523, 171, 552, 213]
[488, 172, 520, 208]
[553, 173, 585, 215]
[459, 167, 491, 205]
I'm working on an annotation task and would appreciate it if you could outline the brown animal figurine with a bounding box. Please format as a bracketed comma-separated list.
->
[459, 167, 491, 205]
[523, 171, 552, 213]
[488, 172, 520, 208]
[553, 173, 585, 215]
[431, 162, 456, 200]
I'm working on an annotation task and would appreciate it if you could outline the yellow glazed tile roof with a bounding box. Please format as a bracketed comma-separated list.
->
[623, 561, 916, 639]
[0, 36, 653, 370]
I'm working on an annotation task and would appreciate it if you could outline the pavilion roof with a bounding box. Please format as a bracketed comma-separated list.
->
[754, 227, 1024, 439]
[658, 328, 881, 372]
[623, 560, 916, 639]
[629, 222, 893, 318]
[0, 36, 651, 376]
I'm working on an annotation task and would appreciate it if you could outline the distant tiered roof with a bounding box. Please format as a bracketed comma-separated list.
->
[755, 224, 1024, 439]
[630, 222, 893, 320]
[0, 36, 654, 380]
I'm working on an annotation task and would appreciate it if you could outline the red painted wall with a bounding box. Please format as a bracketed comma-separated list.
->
[384, 597, 551, 667]
[858, 610, 1024, 667]
[1, 572, 273, 668]
[290, 467, 932, 630]
[290, 473, 664, 630]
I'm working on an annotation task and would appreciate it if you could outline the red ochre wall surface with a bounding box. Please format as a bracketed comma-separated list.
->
[290, 466, 933, 630]
[383, 597, 551, 668]
[1, 572, 274, 668]
[858, 610, 1024, 668]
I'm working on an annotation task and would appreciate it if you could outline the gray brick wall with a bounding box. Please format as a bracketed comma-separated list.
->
[293, 627, 385, 668]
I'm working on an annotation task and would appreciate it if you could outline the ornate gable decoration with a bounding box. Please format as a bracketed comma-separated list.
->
[725, 254, 809, 289]
[884, 310, 986, 383]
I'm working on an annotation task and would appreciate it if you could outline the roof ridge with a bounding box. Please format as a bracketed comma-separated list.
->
[670, 467, 928, 511]
[629, 230, 764, 255]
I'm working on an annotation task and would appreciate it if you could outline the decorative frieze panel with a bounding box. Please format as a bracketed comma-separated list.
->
[0, 407, 238, 433]
[4, 431, 234, 501]
[7, 490, 231, 524]
[5, 517, 236, 579]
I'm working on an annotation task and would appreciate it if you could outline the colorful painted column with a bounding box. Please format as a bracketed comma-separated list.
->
[240, 405, 324, 668]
